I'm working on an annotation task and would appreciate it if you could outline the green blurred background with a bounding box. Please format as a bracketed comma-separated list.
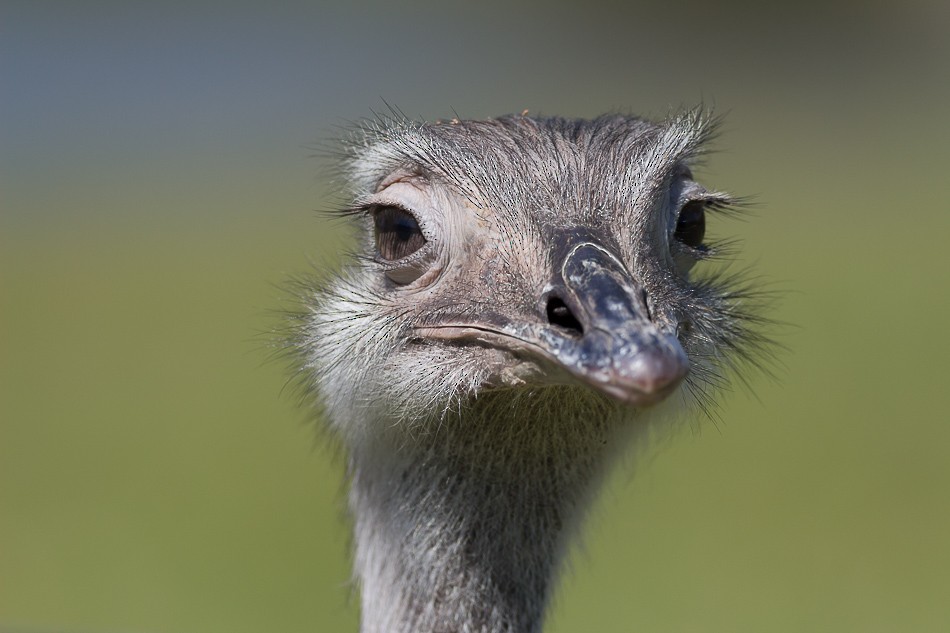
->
[2, 1, 949, 631]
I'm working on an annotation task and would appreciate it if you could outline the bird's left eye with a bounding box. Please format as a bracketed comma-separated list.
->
[674, 200, 706, 249]
[374, 206, 426, 262]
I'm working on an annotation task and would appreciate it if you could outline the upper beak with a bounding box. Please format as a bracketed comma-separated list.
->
[537, 241, 689, 405]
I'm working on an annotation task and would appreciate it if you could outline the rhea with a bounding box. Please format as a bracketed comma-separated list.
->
[294, 111, 767, 633]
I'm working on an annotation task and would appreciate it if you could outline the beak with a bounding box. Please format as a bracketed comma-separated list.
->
[536, 241, 689, 405]
[413, 239, 689, 406]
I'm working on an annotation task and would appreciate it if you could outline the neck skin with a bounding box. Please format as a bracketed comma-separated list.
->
[344, 389, 647, 633]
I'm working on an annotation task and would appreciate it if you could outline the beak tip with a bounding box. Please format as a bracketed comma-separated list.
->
[629, 350, 689, 392]
[587, 345, 689, 406]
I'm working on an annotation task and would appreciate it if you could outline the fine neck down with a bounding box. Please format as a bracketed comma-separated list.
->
[345, 388, 654, 633]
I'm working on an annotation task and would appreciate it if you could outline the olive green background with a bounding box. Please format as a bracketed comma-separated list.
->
[2, 2, 949, 632]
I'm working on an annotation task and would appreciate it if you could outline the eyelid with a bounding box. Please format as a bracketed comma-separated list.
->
[368, 205, 435, 287]
[359, 183, 443, 286]
[361, 198, 433, 238]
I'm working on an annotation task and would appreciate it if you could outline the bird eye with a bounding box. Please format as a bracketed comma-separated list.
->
[373, 206, 426, 262]
[674, 200, 706, 249]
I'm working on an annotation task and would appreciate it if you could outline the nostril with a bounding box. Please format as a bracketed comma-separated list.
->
[546, 297, 584, 335]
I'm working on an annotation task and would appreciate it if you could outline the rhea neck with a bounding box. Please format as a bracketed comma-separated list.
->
[345, 388, 644, 633]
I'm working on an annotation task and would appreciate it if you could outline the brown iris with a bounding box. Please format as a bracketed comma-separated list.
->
[374, 206, 426, 262]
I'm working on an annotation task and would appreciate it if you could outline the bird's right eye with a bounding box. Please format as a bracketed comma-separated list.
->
[373, 206, 426, 262]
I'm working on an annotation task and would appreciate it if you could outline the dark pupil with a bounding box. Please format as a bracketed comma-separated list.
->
[674, 201, 706, 248]
[374, 206, 425, 261]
